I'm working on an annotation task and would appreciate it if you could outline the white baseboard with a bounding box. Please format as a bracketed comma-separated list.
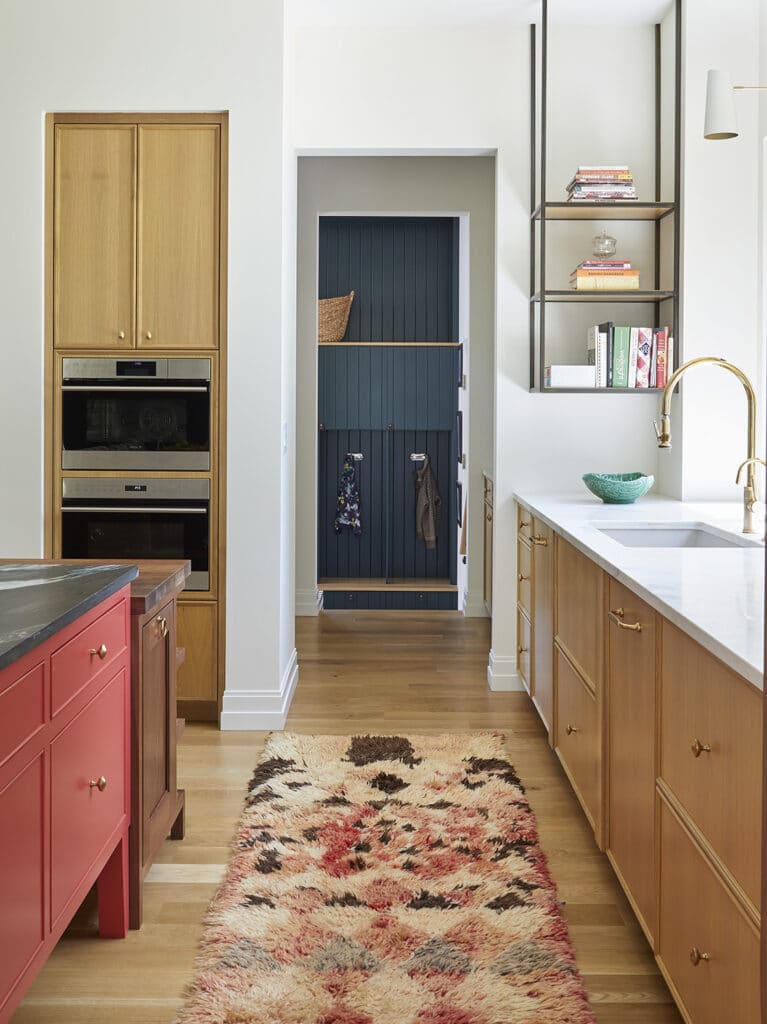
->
[295, 587, 323, 616]
[464, 591, 489, 618]
[486, 649, 525, 692]
[219, 648, 299, 730]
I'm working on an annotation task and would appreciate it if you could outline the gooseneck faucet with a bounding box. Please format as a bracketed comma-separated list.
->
[654, 356, 761, 534]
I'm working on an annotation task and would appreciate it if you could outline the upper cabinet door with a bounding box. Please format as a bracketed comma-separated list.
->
[137, 125, 220, 349]
[54, 125, 136, 349]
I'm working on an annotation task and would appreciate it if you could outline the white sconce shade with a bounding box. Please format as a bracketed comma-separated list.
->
[704, 69, 738, 140]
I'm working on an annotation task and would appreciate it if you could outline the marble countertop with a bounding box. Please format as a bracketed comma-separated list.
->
[513, 492, 764, 690]
[0, 563, 138, 672]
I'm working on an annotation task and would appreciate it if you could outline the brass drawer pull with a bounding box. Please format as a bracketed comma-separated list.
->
[88, 643, 108, 660]
[689, 947, 710, 967]
[89, 776, 108, 792]
[608, 609, 642, 632]
[531, 535, 548, 546]
[565, 724, 578, 736]
[517, 645, 528, 655]
[518, 573, 529, 582]
[157, 615, 169, 639]
[519, 519, 531, 529]
[691, 738, 712, 758]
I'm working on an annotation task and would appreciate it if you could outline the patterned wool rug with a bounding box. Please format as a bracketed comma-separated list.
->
[176, 733, 596, 1024]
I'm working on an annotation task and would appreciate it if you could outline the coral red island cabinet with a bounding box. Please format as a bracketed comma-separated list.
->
[0, 586, 131, 1023]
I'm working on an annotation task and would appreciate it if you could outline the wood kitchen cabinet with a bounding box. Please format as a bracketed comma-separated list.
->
[53, 119, 222, 351]
[531, 517, 553, 735]
[177, 601, 219, 712]
[54, 125, 136, 349]
[606, 579, 658, 944]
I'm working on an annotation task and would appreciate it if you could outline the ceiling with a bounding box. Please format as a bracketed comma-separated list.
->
[289, 0, 675, 29]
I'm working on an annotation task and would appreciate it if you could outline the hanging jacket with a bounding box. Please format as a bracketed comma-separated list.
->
[414, 455, 441, 549]
[334, 456, 362, 537]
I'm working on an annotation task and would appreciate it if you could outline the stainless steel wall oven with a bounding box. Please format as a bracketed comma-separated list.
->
[61, 358, 211, 471]
[61, 478, 210, 591]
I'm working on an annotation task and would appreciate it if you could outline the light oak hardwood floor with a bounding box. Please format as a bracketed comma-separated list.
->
[14, 611, 681, 1023]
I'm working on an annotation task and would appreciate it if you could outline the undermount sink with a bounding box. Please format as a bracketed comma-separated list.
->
[594, 522, 763, 549]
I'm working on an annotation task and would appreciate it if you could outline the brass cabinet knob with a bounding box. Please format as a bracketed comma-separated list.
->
[118, 330, 126, 340]
[566, 724, 578, 736]
[88, 643, 108, 660]
[157, 615, 169, 639]
[89, 775, 107, 792]
[689, 947, 710, 967]
[532, 535, 548, 546]
[691, 738, 712, 758]
[520, 519, 531, 529]
[145, 331, 152, 340]
[518, 573, 529, 582]
[517, 645, 528, 655]
[486, 511, 493, 522]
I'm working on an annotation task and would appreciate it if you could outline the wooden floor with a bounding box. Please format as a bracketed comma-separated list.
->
[14, 611, 681, 1023]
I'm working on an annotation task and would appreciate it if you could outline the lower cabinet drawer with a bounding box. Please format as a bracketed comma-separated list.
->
[658, 800, 759, 1024]
[51, 597, 128, 716]
[517, 607, 532, 693]
[555, 646, 600, 829]
[50, 669, 127, 923]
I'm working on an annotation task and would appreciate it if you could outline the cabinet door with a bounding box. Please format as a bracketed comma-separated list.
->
[54, 125, 136, 349]
[556, 538, 603, 690]
[176, 601, 218, 703]
[555, 647, 600, 832]
[607, 579, 657, 942]
[531, 518, 553, 735]
[483, 499, 493, 614]
[141, 599, 177, 862]
[138, 125, 220, 349]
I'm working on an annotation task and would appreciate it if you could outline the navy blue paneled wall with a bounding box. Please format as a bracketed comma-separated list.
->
[319, 216, 459, 343]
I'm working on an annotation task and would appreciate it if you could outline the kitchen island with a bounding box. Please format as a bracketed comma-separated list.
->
[513, 492, 763, 1024]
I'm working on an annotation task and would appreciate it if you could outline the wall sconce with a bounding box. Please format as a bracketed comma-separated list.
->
[704, 68, 767, 140]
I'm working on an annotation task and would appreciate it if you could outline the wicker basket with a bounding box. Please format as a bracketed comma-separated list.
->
[318, 291, 354, 343]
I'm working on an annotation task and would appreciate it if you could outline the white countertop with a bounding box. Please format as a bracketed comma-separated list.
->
[513, 492, 764, 691]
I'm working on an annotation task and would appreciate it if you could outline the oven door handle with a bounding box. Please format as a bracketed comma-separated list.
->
[61, 385, 209, 393]
[61, 506, 208, 514]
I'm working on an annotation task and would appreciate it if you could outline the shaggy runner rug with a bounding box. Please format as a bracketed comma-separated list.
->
[176, 733, 596, 1024]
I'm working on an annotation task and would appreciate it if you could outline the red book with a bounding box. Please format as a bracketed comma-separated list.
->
[654, 327, 669, 388]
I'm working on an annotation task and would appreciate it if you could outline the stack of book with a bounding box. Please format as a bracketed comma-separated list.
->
[570, 259, 639, 291]
[586, 323, 672, 389]
[544, 324, 672, 390]
[566, 165, 638, 203]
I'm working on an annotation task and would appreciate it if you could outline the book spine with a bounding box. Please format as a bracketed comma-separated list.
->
[612, 326, 631, 387]
[655, 327, 668, 388]
[597, 332, 608, 388]
[572, 269, 639, 277]
[573, 277, 640, 290]
[636, 328, 653, 387]
[600, 322, 614, 387]
[650, 329, 659, 388]
[628, 327, 639, 388]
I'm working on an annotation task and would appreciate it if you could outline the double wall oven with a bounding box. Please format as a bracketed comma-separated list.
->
[59, 358, 212, 591]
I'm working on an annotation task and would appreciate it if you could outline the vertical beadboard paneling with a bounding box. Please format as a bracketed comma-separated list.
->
[319, 216, 459, 342]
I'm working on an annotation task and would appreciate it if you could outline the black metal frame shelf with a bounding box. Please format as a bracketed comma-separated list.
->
[529, 0, 682, 392]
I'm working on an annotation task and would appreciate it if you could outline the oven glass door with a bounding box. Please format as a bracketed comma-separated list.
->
[61, 501, 210, 591]
[62, 383, 211, 471]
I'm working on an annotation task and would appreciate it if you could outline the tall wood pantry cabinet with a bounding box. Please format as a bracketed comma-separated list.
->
[46, 113, 228, 719]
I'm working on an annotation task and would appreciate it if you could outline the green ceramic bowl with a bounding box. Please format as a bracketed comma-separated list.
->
[582, 472, 654, 504]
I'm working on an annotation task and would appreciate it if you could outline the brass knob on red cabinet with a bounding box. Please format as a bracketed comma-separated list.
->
[691, 738, 711, 758]
[89, 776, 108, 792]
[689, 947, 710, 967]
[89, 643, 108, 660]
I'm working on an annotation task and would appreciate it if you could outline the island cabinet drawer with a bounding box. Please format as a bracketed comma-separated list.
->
[555, 646, 600, 831]
[660, 621, 761, 906]
[658, 800, 759, 1024]
[517, 608, 532, 693]
[517, 540, 532, 615]
[50, 669, 127, 923]
[51, 596, 129, 716]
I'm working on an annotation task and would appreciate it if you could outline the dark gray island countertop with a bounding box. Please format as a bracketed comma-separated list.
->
[0, 563, 139, 672]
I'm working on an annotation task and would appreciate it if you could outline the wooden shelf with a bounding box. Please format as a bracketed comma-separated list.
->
[532, 290, 675, 304]
[533, 202, 675, 222]
[543, 387, 665, 394]
[319, 578, 457, 593]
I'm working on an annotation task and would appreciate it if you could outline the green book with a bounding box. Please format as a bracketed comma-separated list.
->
[612, 326, 631, 388]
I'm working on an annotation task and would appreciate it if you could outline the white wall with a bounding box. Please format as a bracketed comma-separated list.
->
[294, 156, 495, 618]
[0, 0, 296, 730]
[291, 21, 668, 689]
